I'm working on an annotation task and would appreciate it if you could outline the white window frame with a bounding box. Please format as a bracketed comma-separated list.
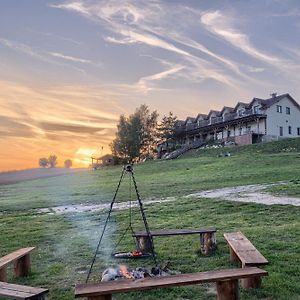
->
[276, 105, 282, 113]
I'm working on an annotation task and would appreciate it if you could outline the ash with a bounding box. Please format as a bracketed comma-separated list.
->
[101, 264, 179, 282]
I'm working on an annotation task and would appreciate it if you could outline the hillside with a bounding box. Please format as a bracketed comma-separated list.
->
[0, 168, 87, 185]
[0, 138, 299, 300]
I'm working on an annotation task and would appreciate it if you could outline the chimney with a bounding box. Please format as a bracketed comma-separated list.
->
[270, 92, 277, 98]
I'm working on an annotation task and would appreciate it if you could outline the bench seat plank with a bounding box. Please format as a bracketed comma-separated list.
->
[224, 232, 268, 266]
[75, 267, 267, 297]
[133, 228, 216, 237]
[0, 248, 35, 269]
[0, 282, 48, 300]
[0, 282, 48, 294]
[0, 282, 49, 299]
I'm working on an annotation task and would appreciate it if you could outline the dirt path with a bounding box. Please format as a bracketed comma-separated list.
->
[38, 182, 300, 214]
[186, 183, 300, 206]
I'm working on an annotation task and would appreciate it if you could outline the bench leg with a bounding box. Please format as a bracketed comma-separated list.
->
[217, 279, 239, 300]
[229, 246, 239, 263]
[14, 254, 31, 277]
[241, 265, 262, 289]
[136, 236, 152, 253]
[32, 295, 46, 300]
[88, 295, 112, 300]
[200, 232, 217, 255]
[0, 266, 7, 282]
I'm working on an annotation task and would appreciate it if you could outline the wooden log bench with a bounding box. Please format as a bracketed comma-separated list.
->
[133, 228, 217, 255]
[224, 232, 269, 289]
[75, 267, 267, 300]
[0, 281, 48, 300]
[0, 247, 35, 282]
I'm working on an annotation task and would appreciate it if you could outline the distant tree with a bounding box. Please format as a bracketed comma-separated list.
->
[157, 112, 178, 145]
[64, 159, 72, 168]
[39, 158, 49, 168]
[48, 155, 58, 168]
[111, 105, 158, 162]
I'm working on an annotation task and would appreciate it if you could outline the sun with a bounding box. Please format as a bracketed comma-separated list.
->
[75, 148, 101, 166]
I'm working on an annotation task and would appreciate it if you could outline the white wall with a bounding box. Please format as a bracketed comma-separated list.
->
[266, 97, 300, 137]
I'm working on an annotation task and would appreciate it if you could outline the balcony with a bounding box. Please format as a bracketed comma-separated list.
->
[175, 111, 265, 135]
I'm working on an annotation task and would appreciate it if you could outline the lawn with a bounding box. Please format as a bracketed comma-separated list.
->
[0, 138, 300, 299]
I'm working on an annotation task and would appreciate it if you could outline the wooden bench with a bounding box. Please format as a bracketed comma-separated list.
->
[0, 281, 48, 299]
[75, 267, 267, 300]
[224, 232, 269, 289]
[133, 228, 217, 255]
[0, 247, 35, 282]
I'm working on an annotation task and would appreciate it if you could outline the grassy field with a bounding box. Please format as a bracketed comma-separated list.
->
[1, 138, 300, 299]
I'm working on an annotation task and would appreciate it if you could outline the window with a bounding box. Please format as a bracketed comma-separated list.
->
[227, 130, 231, 137]
[238, 109, 244, 116]
[276, 105, 282, 113]
[239, 127, 242, 135]
[279, 126, 283, 136]
[288, 126, 292, 135]
[286, 107, 290, 115]
[298, 128, 300, 136]
[253, 105, 260, 114]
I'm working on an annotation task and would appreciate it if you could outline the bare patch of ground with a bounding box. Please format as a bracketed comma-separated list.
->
[186, 182, 300, 206]
[38, 197, 176, 214]
[37, 182, 300, 215]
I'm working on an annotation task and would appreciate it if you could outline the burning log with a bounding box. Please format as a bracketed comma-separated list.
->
[112, 251, 152, 259]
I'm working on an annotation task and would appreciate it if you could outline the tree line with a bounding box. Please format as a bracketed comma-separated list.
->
[39, 155, 72, 168]
[111, 104, 177, 163]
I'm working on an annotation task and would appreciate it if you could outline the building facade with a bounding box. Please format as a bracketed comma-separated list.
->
[173, 93, 300, 147]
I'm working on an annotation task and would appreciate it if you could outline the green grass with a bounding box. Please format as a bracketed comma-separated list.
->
[1, 138, 300, 299]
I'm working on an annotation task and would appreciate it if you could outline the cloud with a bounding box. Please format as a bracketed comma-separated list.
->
[200, 10, 284, 66]
[39, 121, 107, 134]
[49, 1, 90, 15]
[0, 80, 122, 170]
[0, 116, 35, 138]
[48, 52, 93, 64]
[0, 37, 98, 73]
[137, 65, 184, 92]
[51, 0, 240, 88]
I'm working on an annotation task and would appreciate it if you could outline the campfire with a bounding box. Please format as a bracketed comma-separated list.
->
[101, 264, 177, 282]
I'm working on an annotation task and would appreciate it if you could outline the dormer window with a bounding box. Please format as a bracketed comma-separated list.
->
[238, 109, 244, 117]
[253, 105, 260, 114]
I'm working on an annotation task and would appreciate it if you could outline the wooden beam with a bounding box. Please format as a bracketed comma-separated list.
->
[75, 267, 267, 298]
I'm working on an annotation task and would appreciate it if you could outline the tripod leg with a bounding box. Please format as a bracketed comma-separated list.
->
[85, 167, 126, 283]
[130, 170, 158, 266]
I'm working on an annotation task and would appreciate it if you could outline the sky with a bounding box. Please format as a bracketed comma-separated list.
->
[1, 0, 300, 171]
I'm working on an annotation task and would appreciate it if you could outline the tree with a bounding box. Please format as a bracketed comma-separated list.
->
[39, 158, 49, 168]
[157, 112, 178, 145]
[111, 105, 158, 162]
[64, 159, 72, 168]
[48, 155, 58, 168]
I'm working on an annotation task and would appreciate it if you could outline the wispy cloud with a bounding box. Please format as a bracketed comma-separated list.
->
[49, 52, 92, 64]
[200, 10, 284, 65]
[0, 37, 99, 72]
[52, 0, 243, 89]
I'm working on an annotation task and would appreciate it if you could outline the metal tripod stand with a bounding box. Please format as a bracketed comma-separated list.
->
[86, 165, 157, 283]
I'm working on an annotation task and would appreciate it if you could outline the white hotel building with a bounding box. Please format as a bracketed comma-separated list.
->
[173, 93, 300, 146]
